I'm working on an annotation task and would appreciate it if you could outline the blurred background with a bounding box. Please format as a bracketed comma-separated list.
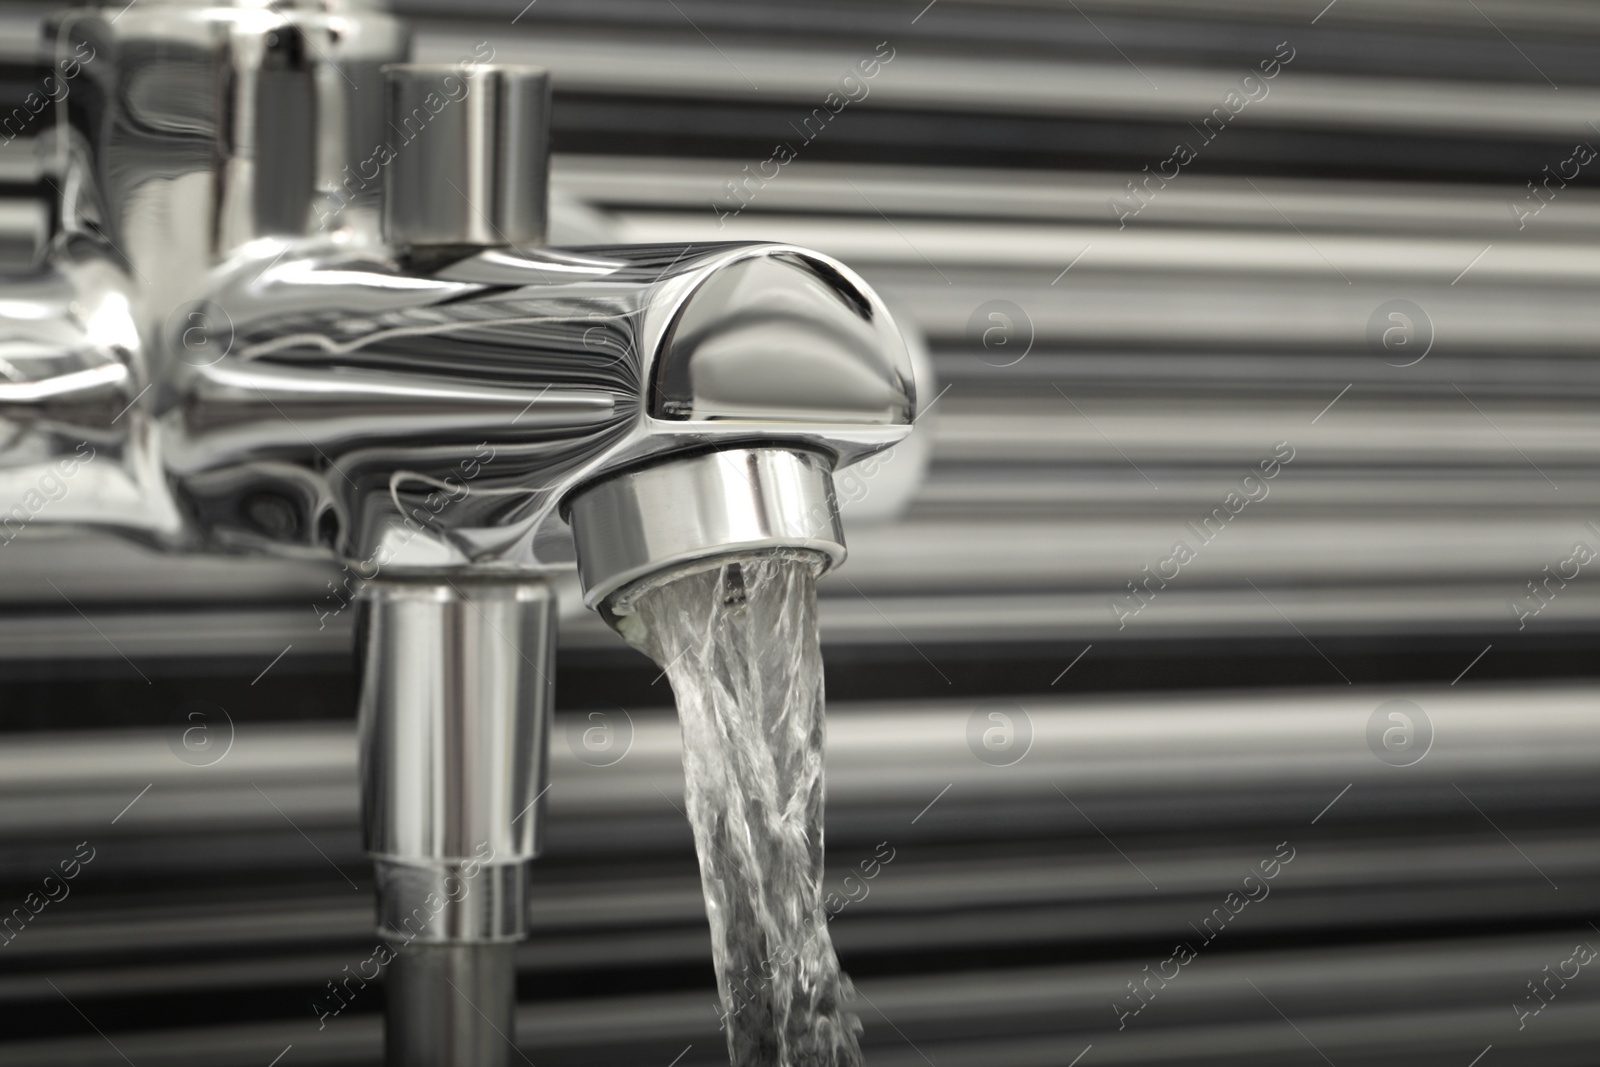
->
[3, 0, 1600, 1063]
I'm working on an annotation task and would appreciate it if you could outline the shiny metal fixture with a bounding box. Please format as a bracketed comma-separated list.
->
[360, 578, 551, 1067]
[359, 578, 553, 944]
[383, 64, 551, 252]
[567, 446, 845, 618]
[0, 0, 916, 1063]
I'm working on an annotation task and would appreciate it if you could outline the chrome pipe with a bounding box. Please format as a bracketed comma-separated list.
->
[358, 577, 554, 945]
[358, 577, 553, 1065]
[384, 942, 520, 1067]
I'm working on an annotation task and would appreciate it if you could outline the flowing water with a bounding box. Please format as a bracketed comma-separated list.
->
[615, 553, 863, 1067]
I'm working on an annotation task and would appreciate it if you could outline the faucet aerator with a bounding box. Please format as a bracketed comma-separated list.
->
[565, 446, 846, 627]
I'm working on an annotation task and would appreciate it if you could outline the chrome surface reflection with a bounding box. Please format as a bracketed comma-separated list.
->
[0, 242, 178, 544]
[171, 240, 913, 569]
[52, 0, 409, 296]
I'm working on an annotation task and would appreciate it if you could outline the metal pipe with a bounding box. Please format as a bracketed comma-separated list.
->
[358, 576, 555, 1064]
[384, 943, 520, 1067]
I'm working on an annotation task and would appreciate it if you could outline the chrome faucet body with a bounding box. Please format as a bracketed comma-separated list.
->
[1, 1, 915, 1062]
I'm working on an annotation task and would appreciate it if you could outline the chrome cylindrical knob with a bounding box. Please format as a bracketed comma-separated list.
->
[382, 64, 551, 250]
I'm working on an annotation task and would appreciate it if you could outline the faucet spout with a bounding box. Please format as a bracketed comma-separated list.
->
[168, 240, 915, 571]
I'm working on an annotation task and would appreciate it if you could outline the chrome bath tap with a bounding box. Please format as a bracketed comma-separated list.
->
[0, 1, 915, 1063]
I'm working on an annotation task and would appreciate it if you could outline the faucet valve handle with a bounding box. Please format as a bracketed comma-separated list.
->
[382, 63, 551, 254]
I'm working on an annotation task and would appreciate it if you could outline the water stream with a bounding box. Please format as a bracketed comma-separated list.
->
[616, 553, 863, 1066]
